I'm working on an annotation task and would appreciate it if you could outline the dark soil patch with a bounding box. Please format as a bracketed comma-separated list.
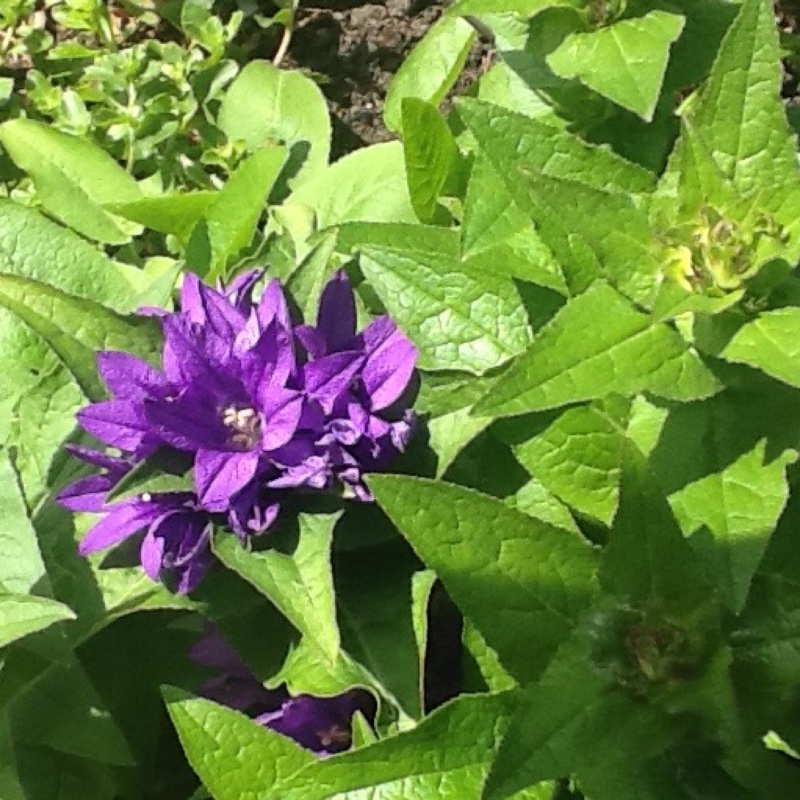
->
[283, 0, 491, 157]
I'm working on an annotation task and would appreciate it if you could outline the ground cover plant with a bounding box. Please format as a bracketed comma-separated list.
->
[2, 0, 800, 797]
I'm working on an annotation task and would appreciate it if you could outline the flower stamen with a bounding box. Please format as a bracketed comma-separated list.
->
[316, 724, 351, 749]
[222, 406, 262, 450]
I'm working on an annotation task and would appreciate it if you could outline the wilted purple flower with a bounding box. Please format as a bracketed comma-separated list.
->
[77, 491, 213, 593]
[190, 624, 375, 755]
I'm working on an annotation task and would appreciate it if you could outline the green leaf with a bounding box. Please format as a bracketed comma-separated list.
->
[401, 98, 458, 223]
[601, 443, 713, 616]
[108, 191, 215, 241]
[717, 309, 800, 388]
[459, 103, 661, 298]
[360, 246, 532, 374]
[384, 15, 477, 133]
[657, 122, 738, 217]
[218, 60, 331, 188]
[10, 655, 134, 767]
[527, 177, 662, 304]
[417, 371, 501, 418]
[336, 540, 425, 720]
[427, 406, 494, 478]
[285, 230, 338, 323]
[510, 405, 624, 525]
[476, 61, 556, 121]
[213, 513, 341, 664]
[275, 693, 516, 799]
[269, 636, 372, 700]
[0, 273, 161, 403]
[0, 119, 141, 244]
[164, 689, 316, 800]
[484, 636, 608, 798]
[449, 0, 566, 13]
[647, 387, 800, 613]
[670, 439, 795, 613]
[0, 449, 47, 594]
[368, 475, 598, 683]
[336, 222, 459, 258]
[457, 99, 657, 194]
[547, 12, 685, 121]
[462, 621, 517, 693]
[686, 0, 797, 192]
[507, 477, 580, 534]
[461, 154, 533, 259]
[0, 593, 74, 648]
[186, 146, 288, 278]
[0, 201, 140, 313]
[288, 143, 417, 228]
[411, 569, 437, 693]
[4, 743, 122, 800]
[465, 231, 567, 297]
[472, 282, 720, 418]
[485, 633, 683, 799]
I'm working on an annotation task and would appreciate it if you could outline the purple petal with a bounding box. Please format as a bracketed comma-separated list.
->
[256, 689, 374, 755]
[327, 419, 361, 447]
[190, 623, 247, 671]
[174, 552, 212, 594]
[256, 279, 291, 331]
[145, 390, 228, 451]
[96, 351, 167, 401]
[228, 493, 280, 538]
[161, 316, 221, 386]
[190, 624, 283, 712]
[78, 500, 164, 555]
[197, 279, 248, 336]
[64, 445, 129, 472]
[294, 325, 326, 360]
[390, 413, 416, 451]
[303, 351, 365, 414]
[360, 322, 418, 411]
[239, 323, 295, 395]
[317, 270, 356, 353]
[269, 456, 330, 490]
[195, 450, 260, 512]
[58, 474, 117, 512]
[233, 308, 263, 355]
[179, 273, 205, 324]
[260, 389, 304, 451]
[223, 270, 262, 313]
[77, 400, 151, 451]
[140, 530, 165, 581]
[360, 316, 395, 353]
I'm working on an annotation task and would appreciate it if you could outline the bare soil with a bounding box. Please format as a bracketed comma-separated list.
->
[283, 0, 490, 157]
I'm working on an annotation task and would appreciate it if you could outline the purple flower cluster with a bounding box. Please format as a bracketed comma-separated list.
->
[59, 270, 417, 592]
[190, 624, 375, 756]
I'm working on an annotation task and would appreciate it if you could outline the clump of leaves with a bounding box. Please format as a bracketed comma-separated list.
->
[2, 0, 800, 798]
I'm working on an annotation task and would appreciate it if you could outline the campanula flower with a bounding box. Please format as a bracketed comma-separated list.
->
[256, 689, 376, 756]
[190, 624, 375, 756]
[59, 269, 418, 593]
